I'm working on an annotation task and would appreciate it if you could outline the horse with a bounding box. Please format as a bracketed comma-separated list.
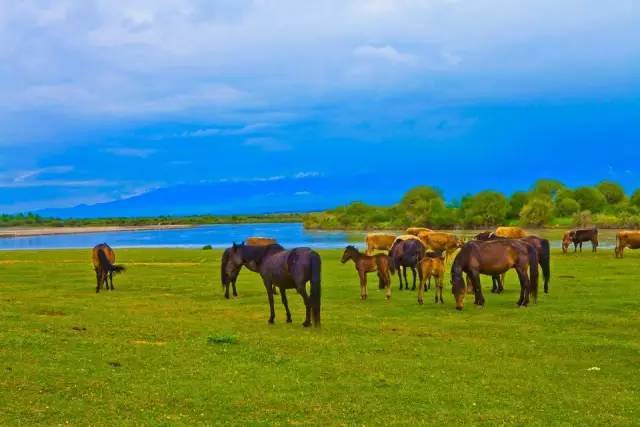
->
[615, 230, 640, 258]
[365, 233, 396, 255]
[406, 227, 432, 236]
[417, 251, 445, 305]
[450, 240, 539, 310]
[417, 231, 464, 264]
[92, 243, 125, 293]
[223, 243, 321, 327]
[220, 238, 280, 299]
[562, 228, 598, 253]
[475, 233, 551, 294]
[495, 226, 527, 239]
[340, 245, 391, 300]
[389, 238, 425, 291]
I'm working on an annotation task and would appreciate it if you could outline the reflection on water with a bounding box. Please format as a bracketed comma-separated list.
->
[0, 223, 621, 250]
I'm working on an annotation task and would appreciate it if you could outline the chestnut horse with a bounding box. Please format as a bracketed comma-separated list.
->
[417, 252, 445, 305]
[223, 243, 321, 327]
[450, 240, 538, 310]
[341, 245, 391, 300]
[92, 243, 125, 293]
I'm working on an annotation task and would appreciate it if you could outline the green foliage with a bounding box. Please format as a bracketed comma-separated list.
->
[573, 210, 593, 228]
[597, 181, 626, 204]
[508, 191, 529, 219]
[461, 191, 509, 227]
[519, 197, 554, 226]
[531, 179, 566, 199]
[555, 197, 581, 217]
[573, 186, 607, 213]
[630, 189, 640, 208]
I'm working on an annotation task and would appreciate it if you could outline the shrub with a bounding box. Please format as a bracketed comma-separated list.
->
[520, 198, 554, 227]
[555, 197, 581, 217]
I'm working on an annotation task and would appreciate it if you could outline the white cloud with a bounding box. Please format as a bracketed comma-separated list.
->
[353, 45, 417, 64]
[10, 165, 74, 183]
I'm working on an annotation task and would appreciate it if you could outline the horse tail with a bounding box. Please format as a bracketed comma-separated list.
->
[527, 245, 538, 302]
[539, 239, 551, 293]
[98, 249, 125, 274]
[310, 251, 321, 327]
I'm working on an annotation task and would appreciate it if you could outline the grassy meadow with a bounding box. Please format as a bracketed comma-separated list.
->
[0, 247, 639, 425]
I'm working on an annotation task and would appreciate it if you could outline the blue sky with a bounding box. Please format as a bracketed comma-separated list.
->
[1, 1, 639, 213]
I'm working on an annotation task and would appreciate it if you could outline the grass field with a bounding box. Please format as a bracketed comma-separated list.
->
[1, 248, 639, 425]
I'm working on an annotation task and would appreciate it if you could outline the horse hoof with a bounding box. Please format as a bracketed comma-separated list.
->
[287, 318, 292, 323]
[224, 295, 230, 300]
[268, 319, 275, 324]
[455, 306, 463, 311]
[302, 321, 311, 327]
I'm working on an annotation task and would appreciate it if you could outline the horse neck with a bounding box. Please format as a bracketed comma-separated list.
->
[243, 244, 283, 267]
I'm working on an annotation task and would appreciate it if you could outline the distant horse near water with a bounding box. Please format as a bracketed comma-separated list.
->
[222, 243, 321, 327]
[92, 243, 125, 293]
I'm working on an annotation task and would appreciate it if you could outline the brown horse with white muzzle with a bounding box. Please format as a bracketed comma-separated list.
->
[450, 240, 538, 310]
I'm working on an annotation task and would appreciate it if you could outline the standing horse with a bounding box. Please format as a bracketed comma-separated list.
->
[389, 238, 425, 291]
[341, 245, 391, 300]
[92, 243, 125, 293]
[220, 238, 279, 299]
[450, 240, 538, 310]
[223, 243, 321, 327]
[417, 251, 445, 305]
[562, 228, 599, 253]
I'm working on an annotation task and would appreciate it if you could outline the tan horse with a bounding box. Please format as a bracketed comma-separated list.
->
[392, 234, 426, 248]
[92, 243, 125, 293]
[495, 226, 527, 239]
[406, 227, 433, 236]
[416, 231, 463, 263]
[246, 236, 277, 246]
[615, 230, 640, 258]
[417, 253, 445, 305]
[341, 246, 392, 300]
[365, 233, 396, 255]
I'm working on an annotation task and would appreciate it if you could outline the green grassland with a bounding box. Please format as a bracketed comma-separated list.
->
[1, 248, 639, 425]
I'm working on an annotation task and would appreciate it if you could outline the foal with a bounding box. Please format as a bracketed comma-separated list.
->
[341, 245, 392, 300]
[417, 252, 445, 305]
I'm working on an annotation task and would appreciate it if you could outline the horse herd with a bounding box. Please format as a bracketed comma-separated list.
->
[90, 227, 640, 327]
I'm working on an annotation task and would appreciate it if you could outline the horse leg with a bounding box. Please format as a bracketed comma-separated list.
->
[95, 269, 101, 293]
[437, 275, 444, 304]
[232, 278, 238, 297]
[466, 275, 474, 294]
[402, 267, 409, 291]
[470, 271, 484, 306]
[411, 266, 417, 291]
[418, 272, 425, 305]
[382, 270, 391, 300]
[593, 239, 598, 252]
[109, 271, 114, 290]
[579, 242, 583, 252]
[516, 267, 530, 307]
[280, 288, 292, 323]
[491, 276, 498, 293]
[298, 286, 312, 327]
[499, 273, 505, 293]
[359, 271, 368, 300]
[264, 280, 276, 324]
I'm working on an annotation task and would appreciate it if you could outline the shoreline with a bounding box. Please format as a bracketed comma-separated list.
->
[0, 224, 194, 238]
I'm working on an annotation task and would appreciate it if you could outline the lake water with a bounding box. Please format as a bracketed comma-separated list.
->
[0, 222, 619, 251]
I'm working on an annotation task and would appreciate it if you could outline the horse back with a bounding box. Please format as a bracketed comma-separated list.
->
[92, 243, 115, 269]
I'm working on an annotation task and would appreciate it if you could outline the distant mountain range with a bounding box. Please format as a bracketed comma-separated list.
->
[37, 174, 424, 218]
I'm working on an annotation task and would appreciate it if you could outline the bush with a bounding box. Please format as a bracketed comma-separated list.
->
[597, 181, 626, 204]
[574, 187, 607, 213]
[555, 197, 581, 217]
[573, 210, 593, 228]
[520, 198, 554, 227]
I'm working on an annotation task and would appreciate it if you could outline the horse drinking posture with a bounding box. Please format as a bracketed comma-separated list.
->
[389, 238, 425, 291]
[450, 240, 538, 310]
[341, 245, 391, 300]
[92, 243, 125, 293]
[223, 243, 321, 327]
[417, 252, 445, 305]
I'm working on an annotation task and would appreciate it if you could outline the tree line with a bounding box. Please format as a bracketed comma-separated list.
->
[303, 179, 640, 230]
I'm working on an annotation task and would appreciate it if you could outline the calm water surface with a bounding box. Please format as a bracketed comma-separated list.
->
[0, 222, 620, 250]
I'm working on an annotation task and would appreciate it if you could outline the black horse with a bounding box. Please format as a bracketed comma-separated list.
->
[223, 243, 321, 327]
[389, 239, 425, 291]
[475, 234, 551, 294]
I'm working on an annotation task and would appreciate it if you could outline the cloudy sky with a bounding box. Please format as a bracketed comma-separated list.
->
[1, 0, 639, 213]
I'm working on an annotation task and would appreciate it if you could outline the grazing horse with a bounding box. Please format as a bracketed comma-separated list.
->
[417, 252, 445, 305]
[223, 243, 321, 327]
[417, 231, 464, 264]
[389, 238, 425, 291]
[220, 238, 279, 299]
[495, 226, 527, 239]
[450, 240, 538, 310]
[341, 245, 391, 300]
[406, 227, 433, 236]
[92, 243, 125, 293]
[365, 233, 396, 255]
[562, 228, 599, 253]
[615, 230, 640, 258]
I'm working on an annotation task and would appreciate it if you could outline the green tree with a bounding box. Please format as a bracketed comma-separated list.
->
[555, 197, 581, 217]
[463, 191, 509, 227]
[520, 198, 554, 226]
[573, 186, 607, 213]
[399, 186, 445, 226]
[629, 189, 640, 208]
[531, 179, 566, 199]
[596, 181, 626, 204]
[508, 191, 529, 219]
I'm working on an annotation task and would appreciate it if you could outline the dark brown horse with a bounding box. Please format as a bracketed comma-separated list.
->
[341, 245, 391, 300]
[221, 242, 279, 299]
[562, 228, 598, 253]
[92, 243, 125, 293]
[223, 243, 321, 327]
[475, 234, 551, 294]
[450, 240, 538, 310]
[389, 238, 425, 291]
